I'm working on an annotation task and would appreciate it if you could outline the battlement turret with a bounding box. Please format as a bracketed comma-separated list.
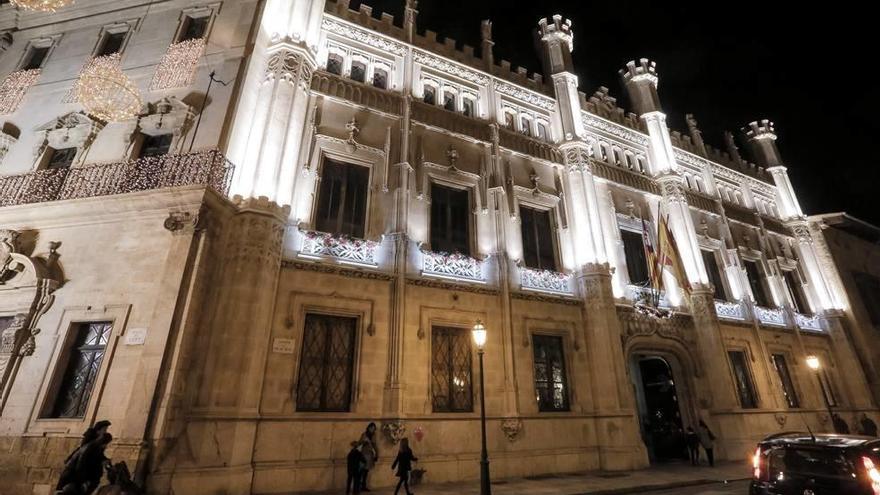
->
[742, 119, 782, 168]
[619, 58, 661, 116]
[537, 15, 574, 75]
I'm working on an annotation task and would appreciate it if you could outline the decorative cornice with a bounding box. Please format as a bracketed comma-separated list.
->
[582, 113, 649, 147]
[406, 277, 500, 295]
[321, 17, 408, 57]
[511, 291, 582, 306]
[493, 81, 555, 111]
[282, 260, 395, 281]
[413, 50, 489, 85]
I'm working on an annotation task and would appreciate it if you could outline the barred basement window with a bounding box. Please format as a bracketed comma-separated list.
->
[138, 134, 173, 159]
[532, 334, 569, 412]
[295, 314, 357, 412]
[701, 250, 728, 301]
[621, 229, 650, 286]
[315, 158, 369, 238]
[771, 353, 800, 408]
[431, 326, 473, 412]
[48, 322, 112, 418]
[728, 350, 758, 409]
[521, 206, 556, 271]
[430, 183, 470, 254]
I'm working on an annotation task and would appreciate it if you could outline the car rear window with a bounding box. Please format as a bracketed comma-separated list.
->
[768, 446, 855, 477]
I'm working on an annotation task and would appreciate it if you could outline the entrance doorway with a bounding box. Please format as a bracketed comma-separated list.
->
[631, 355, 688, 463]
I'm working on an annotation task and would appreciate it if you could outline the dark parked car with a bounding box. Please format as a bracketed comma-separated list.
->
[751, 432, 880, 495]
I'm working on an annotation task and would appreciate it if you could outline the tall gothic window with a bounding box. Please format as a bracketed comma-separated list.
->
[138, 134, 173, 158]
[621, 229, 650, 286]
[430, 183, 470, 254]
[782, 270, 810, 314]
[744, 260, 771, 308]
[532, 335, 569, 412]
[295, 314, 357, 412]
[431, 327, 473, 412]
[702, 250, 728, 300]
[48, 322, 112, 418]
[315, 159, 369, 238]
[771, 353, 800, 408]
[728, 350, 758, 409]
[521, 206, 556, 271]
[816, 366, 839, 407]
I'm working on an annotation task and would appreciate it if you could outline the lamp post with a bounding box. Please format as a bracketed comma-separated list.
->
[806, 355, 835, 430]
[472, 320, 491, 495]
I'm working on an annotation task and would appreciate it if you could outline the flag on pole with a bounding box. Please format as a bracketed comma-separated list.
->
[641, 216, 663, 294]
[657, 214, 692, 295]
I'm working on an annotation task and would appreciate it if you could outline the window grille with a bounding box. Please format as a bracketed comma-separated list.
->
[295, 314, 357, 412]
[431, 327, 473, 412]
[48, 322, 112, 418]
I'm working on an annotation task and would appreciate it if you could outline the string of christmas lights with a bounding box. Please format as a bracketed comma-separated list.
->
[10, 0, 72, 12]
[75, 53, 142, 122]
[150, 38, 206, 91]
[0, 69, 41, 115]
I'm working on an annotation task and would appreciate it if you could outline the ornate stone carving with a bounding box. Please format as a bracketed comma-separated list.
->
[129, 96, 195, 154]
[34, 112, 105, 164]
[265, 49, 307, 84]
[563, 146, 592, 174]
[493, 81, 555, 111]
[0, 229, 20, 283]
[501, 418, 524, 441]
[164, 211, 200, 234]
[322, 19, 407, 56]
[775, 413, 787, 428]
[582, 113, 649, 146]
[382, 420, 406, 444]
[790, 223, 811, 243]
[412, 51, 489, 85]
[657, 176, 687, 204]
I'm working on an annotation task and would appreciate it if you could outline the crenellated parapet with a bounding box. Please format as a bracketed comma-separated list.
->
[619, 59, 661, 116]
[538, 15, 573, 49]
[744, 119, 777, 141]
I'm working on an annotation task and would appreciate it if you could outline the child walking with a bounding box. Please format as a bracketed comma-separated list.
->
[391, 438, 418, 495]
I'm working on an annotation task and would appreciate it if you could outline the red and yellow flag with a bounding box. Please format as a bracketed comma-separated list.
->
[657, 214, 692, 295]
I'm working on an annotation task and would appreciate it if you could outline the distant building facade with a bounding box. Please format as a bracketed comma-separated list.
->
[0, 0, 876, 493]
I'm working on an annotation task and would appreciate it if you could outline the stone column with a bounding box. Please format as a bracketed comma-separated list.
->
[689, 287, 741, 411]
[580, 263, 648, 470]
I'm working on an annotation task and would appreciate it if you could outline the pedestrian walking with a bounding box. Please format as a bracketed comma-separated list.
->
[685, 426, 700, 466]
[56, 432, 113, 495]
[697, 420, 715, 467]
[62, 421, 112, 466]
[391, 438, 418, 495]
[346, 441, 365, 495]
[861, 413, 878, 437]
[358, 422, 379, 492]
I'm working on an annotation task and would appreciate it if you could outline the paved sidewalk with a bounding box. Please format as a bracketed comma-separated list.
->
[305, 461, 750, 495]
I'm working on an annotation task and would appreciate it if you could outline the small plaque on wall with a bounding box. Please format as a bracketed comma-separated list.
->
[125, 328, 147, 346]
[272, 337, 295, 354]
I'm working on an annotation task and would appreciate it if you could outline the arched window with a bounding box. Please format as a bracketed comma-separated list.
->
[695, 177, 704, 193]
[624, 152, 634, 169]
[462, 96, 476, 117]
[423, 84, 436, 105]
[536, 121, 549, 141]
[600, 143, 609, 162]
[326, 53, 343, 75]
[734, 191, 744, 205]
[636, 156, 646, 172]
[520, 116, 532, 136]
[684, 175, 693, 189]
[350, 61, 366, 83]
[443, 90, 457, 111]
[503, 110, 516, 129]
[372, 68, 388, 89]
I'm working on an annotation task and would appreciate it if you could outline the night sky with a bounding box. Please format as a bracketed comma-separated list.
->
[354, 0, 878, 224]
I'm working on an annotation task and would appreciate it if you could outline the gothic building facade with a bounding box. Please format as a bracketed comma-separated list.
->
[0, 0, 875, 493]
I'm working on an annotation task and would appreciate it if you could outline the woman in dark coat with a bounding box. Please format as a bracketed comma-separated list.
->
[57, 432, 113, 495]
[358, 423, 379, 491]
[391, 438, 418, 495]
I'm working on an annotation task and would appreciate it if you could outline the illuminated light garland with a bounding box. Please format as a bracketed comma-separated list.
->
[0, 69, 41, 115]
[75, 53, 142, 122]
[150, 38, 206, 91]
[10, 0, 72, 12]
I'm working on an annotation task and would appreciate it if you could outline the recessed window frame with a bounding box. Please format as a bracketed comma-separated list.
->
[92, 21, 137, 58]
[17, 36, 59, 71]
[531, 333, 570, 412]
[782, 268, 811, 314]
[743, 257, 773, 308]
[431, 325, 474, 413]
[701, 248, 729, 301]
[294, 312, 359, 413]
[173, 5, 219, 44]
[771, 352, 800, 408]
[428, 181, 472, 255]
[519, 203, 559, 271]
[313, 155, 372, 239]
[727, 348, 760, 409]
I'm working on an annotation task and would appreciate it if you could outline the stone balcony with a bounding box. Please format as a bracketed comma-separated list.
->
[0, 149, 234, 208]
[298, 230, 380, 267]
[421, 250, 486, 283]
[714, 299, 824, 332]
[519, 267, 574, 295]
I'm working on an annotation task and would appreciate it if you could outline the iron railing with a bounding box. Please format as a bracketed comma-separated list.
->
[0, 149, 234, 207]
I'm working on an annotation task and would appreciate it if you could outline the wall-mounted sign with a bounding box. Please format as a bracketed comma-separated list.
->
[125, 328, 147, 346]
[272, 337, 295, 354]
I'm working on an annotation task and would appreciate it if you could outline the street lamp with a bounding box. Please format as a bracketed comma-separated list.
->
[472, 320, 491, 495]
[806, 355, 835, 430]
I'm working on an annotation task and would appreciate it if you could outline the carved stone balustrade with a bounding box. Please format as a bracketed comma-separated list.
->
[311, 70, 403, 116]
[421, 250, 485, 283]
[795, 312, 823, 332]
[754, 305, 786, 327]
[714, 300, 747, 321]
[299, 230, 379, 267]
[520, 267, 573, 295]
[411, 101, 491, 141]
[0, 149, 234, 207]
[497, 127, 562, 163]
[626, 284, 669, 308]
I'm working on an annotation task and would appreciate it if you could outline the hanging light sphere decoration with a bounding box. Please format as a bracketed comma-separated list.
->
[10, 0, 73, 13]
[76, 54, 142, 122]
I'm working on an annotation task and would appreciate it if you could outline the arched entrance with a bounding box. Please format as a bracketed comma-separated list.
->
[630, 354, 690, 463]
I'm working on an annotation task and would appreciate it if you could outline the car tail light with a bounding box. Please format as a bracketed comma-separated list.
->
[862, 456, 880, 495]
[753, 447, 762, 479]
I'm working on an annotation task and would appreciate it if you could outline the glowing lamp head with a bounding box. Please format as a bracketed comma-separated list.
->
[472, 320, 487, 350]
[806, 355, 821, 371]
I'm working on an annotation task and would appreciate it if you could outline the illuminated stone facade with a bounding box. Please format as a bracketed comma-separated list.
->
[0, 0, 876, 494]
